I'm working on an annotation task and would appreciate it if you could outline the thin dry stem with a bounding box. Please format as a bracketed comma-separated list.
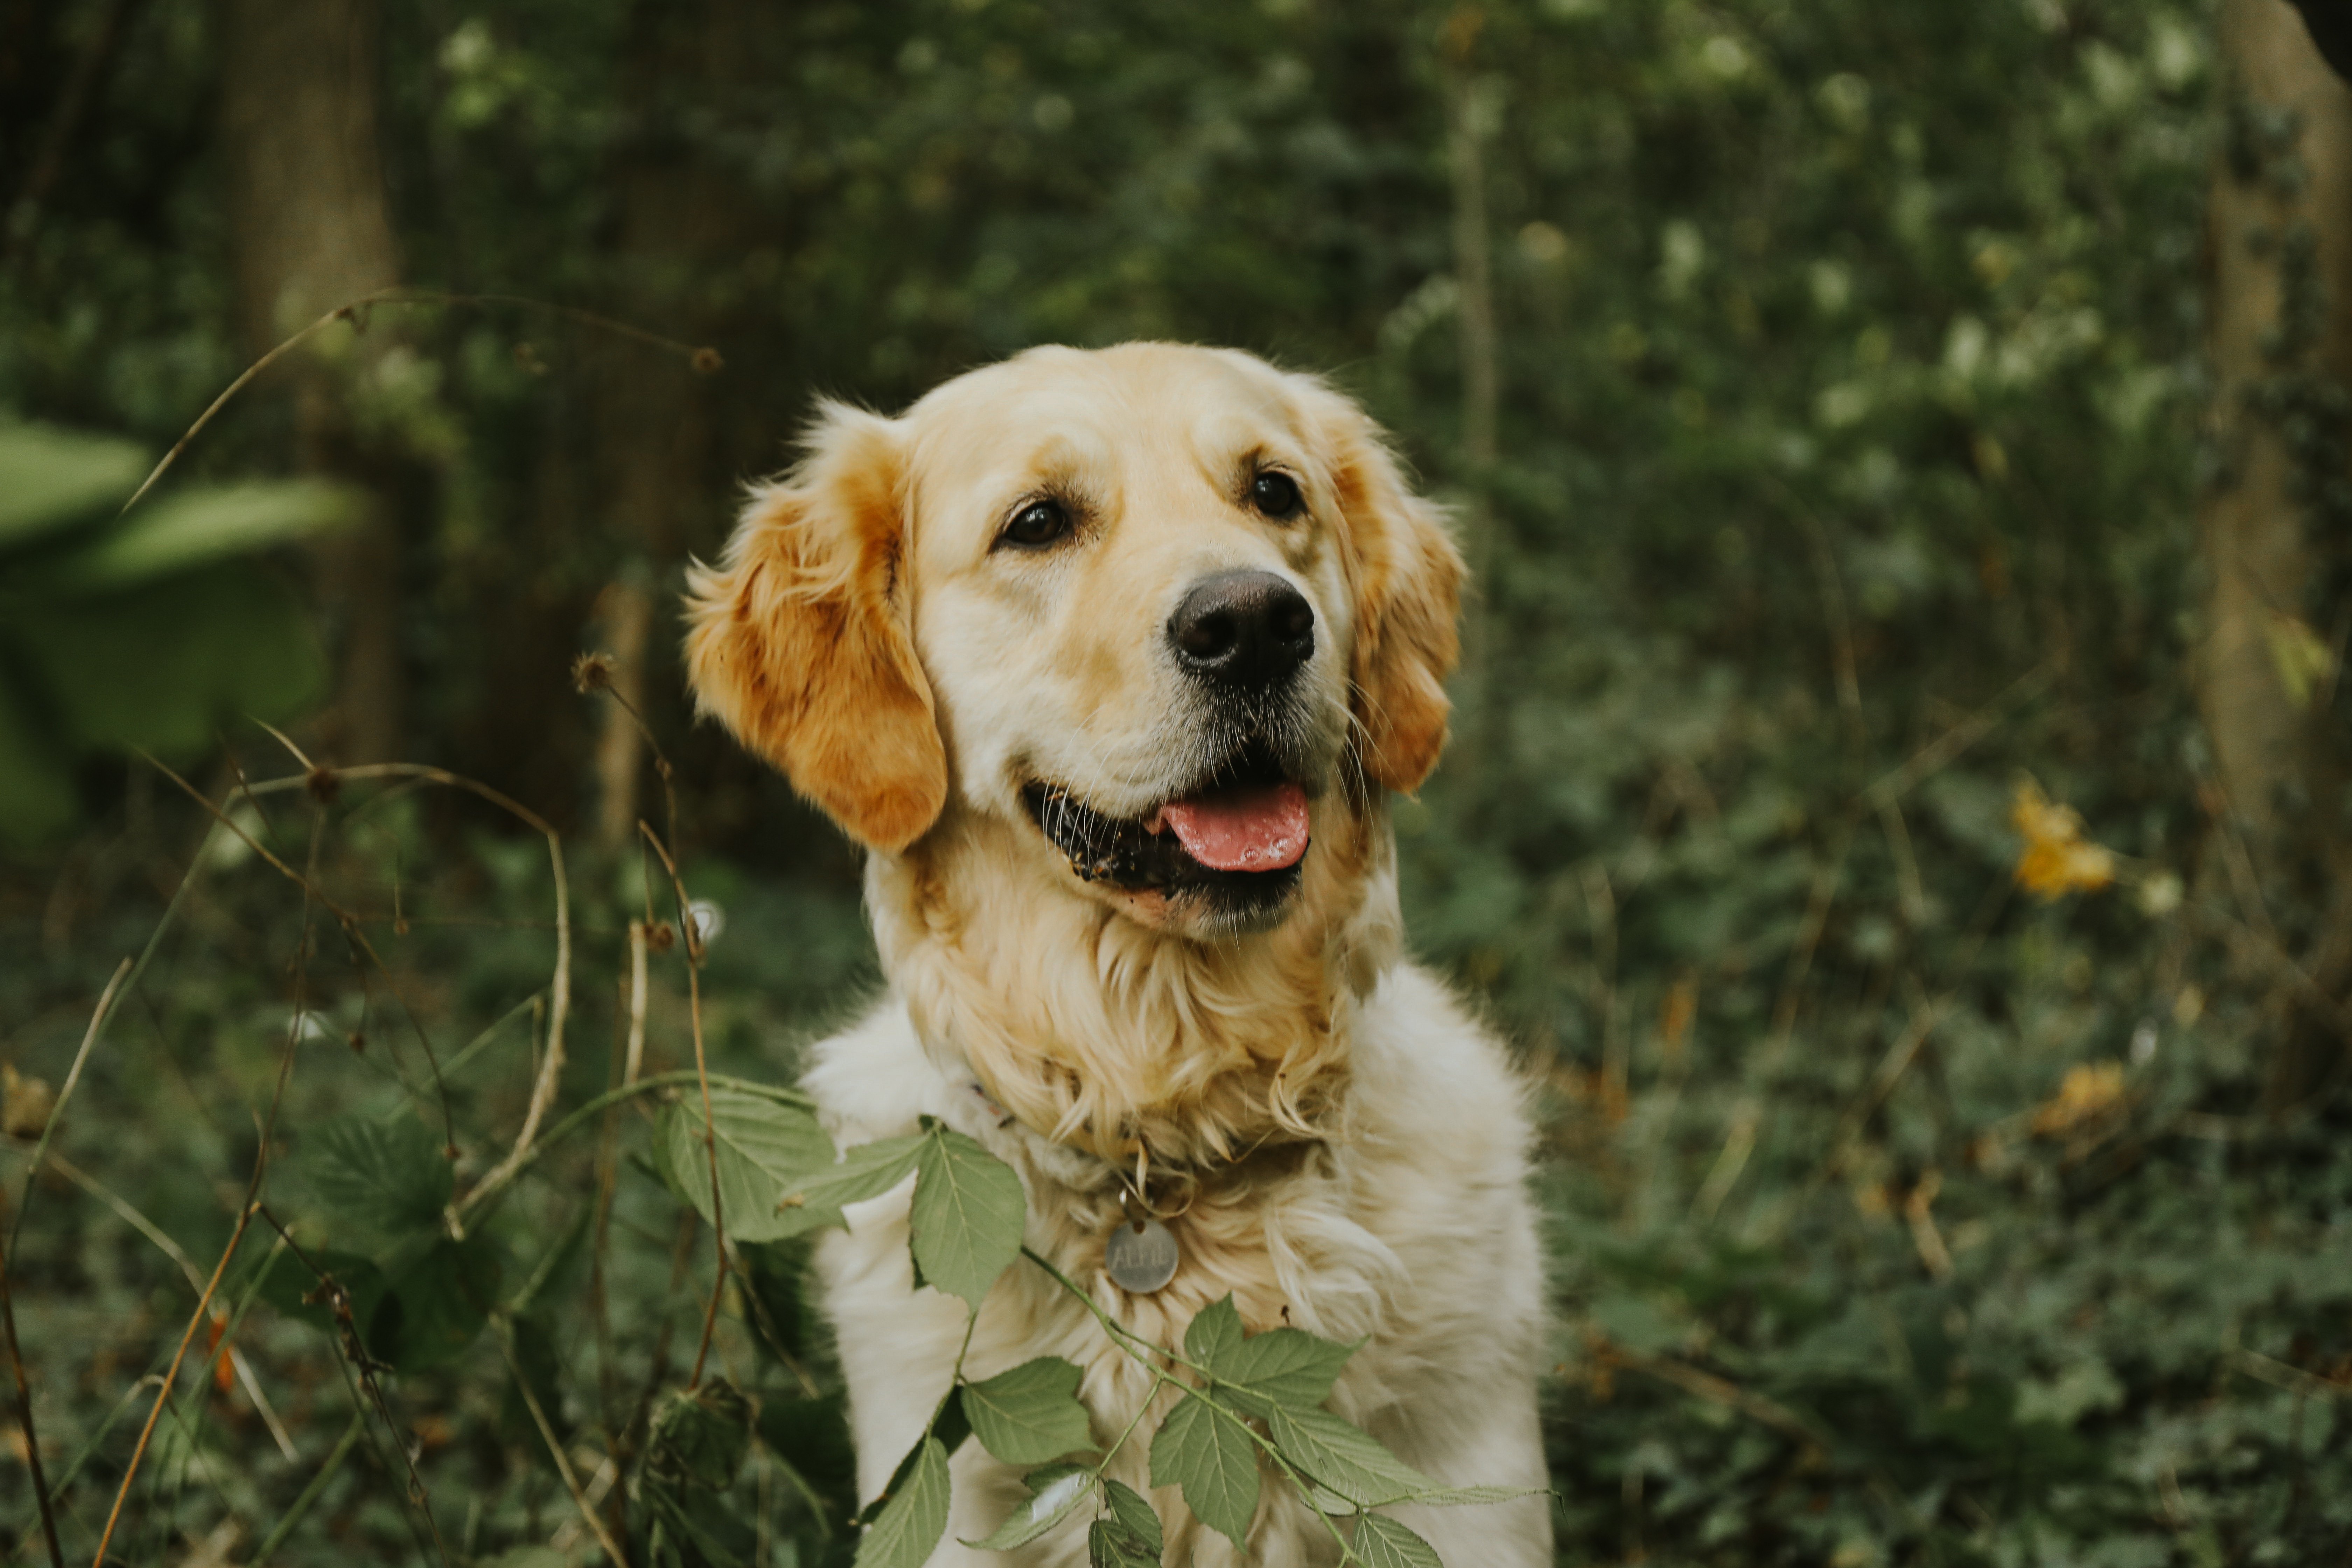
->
[122, 288, 718, 518]
[626, 919, 650, 1087]
[637, 821, 725, 1388]
[500, 1323, 631, 1567]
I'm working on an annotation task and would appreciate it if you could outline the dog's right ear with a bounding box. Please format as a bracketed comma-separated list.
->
[683, 404, 947, 853]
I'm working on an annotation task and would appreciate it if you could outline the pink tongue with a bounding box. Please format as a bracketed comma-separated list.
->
[1156, 781, 1310, 872]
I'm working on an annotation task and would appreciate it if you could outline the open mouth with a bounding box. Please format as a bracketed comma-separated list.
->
[1022, 738, 1310, 899]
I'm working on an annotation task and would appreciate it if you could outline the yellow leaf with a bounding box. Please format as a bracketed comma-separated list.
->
[2010, 778, 2115, 899]
[2031, 1061, 2125, 1136]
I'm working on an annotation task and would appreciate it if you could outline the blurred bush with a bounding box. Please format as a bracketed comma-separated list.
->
[0, 424, 349, 844]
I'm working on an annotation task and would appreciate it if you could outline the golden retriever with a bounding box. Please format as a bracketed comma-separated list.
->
[684, 343, 1551, 1565]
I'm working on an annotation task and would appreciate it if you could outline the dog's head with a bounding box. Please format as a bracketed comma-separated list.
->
[685, 344, 1461, 941]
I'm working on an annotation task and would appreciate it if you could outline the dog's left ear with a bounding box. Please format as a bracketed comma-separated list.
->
[1304, 383, 1466, 794]
[682, 404, 947, 852]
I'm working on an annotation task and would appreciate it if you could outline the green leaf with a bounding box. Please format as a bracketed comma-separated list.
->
[858, 1387, 968, 1528]
[252, 1246, 387, 1337]
[303, 1114, 450, 1237]
[7, 564, 326, 759]
[1263, 1406, 1514, 1509]
[0, 424, 145, 551]
[853, 1435, 951, 1568]
[1102, 1479, 1164, 1553]
[1183, 1295, 1249, 1367]
[1260, 1405, 1431, 1507]
[1088, 1517, 1162, 1568]
[779, 1133, 924, 1219]
[962, 1356, 1094, 1465]
[960, 1463, 1095, 1551]
[646, 1378, 757, 1491]
[370, 1234, 502, 1371]
[906, 1124, 1027, 1310]
[1149, 1390, 1259, 1547]
[1352, 1514, 1444, 1568]
[1185, 1297, 1357, 1418]
[660, 1087, 842, 1243]
[50, 479, 358, 588]
[0, 674, 77, 847]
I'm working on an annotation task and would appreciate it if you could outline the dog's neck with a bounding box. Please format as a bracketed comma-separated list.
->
[866, 790, 1402, 1169]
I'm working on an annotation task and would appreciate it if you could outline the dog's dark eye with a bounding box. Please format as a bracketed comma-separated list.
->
[1250, 471, 1303, 519]
[999, 499, 1073, 550]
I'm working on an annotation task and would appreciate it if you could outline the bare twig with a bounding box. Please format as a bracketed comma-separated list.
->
[249, 1410, 365, 1563]
[31, 1149, 297, 1461]
[92, 803, 333, 1565]
[0, 1195, 62, 1568]
[638, 822, 725, 1388]
[498, 1322, 631, 1567]
[626, 919, 650, 1087]
[7, 957, 131, 1259]
[122, 288, 719, 517]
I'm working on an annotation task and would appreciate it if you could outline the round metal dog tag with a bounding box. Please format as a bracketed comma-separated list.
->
[1104, 1216, 1180, 1293]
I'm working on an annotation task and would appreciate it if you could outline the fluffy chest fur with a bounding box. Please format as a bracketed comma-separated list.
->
[802, 964, 1553, 1567]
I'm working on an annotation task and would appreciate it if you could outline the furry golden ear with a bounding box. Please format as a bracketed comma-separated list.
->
[683, 404, 947, 852]
[1309, 387, 1465, 794]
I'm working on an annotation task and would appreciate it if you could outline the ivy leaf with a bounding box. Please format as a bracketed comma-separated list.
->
[906, 1122, 1026, 1310]
[659, 1087, 840, 1244]
[304, 1114, 450, 1238]
[1184, 1297, 1357, 1418]
[963, 1356, 1094, 1465]
[1102, 1479, 1164, 1554]
[852, 1435, 951, 1568]
[1149, 1390, 1259, 1547]
[1352, 1513, 1444, 1568]
[959, 1463, 1095, 1551]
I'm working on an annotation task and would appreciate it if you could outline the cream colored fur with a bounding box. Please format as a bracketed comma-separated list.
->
[685, 344, 1552, 1565]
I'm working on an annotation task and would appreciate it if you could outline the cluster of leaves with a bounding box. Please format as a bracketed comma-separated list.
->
[653, 1092, 1530, 1566]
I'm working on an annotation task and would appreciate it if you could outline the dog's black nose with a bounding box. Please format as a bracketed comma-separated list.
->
[1168, 570, 1315, 690]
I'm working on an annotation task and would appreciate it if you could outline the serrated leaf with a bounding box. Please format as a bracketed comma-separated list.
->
[1184, 1295, 1249, 1368]
[963, 1357, 1095, 1465]
[304, 1114, 450, 1237]
[960, 1463, 1094, 1551]
[853, 1435, 951, 1568]
[857, 1388, 969, 1528]
[1352, 1513, 1443, 1568]
[779, 1134, 924, 1221]
[660, 1087, 841, 1243]
[907, 1125, 1026, 1310]
[861, 1438, 950, 1568]
[1186, 1299, 1356, 1418]
[1088, 1517, 1161, 1568]
[1102, 1479, 1164, 1553]
[1149, 1390, 1259, 1547]
[371, 1234, 501, 1371]
[1262, 1406, 1438, 1508]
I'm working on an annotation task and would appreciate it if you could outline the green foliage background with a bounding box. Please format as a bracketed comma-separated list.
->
[9, 1, 2351, 1564]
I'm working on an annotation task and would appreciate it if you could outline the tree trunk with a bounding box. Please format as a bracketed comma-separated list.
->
[583, 0, 776, 850]
[218, 0, 405, 765]
[2199, 0, 2352, 1106]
